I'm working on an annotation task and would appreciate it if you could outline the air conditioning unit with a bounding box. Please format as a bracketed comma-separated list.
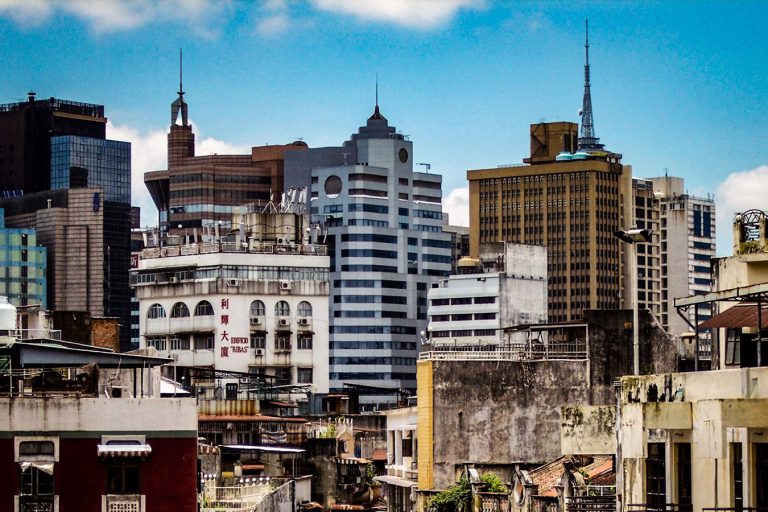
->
[239, 377, 250, 384]
[277, 237, 287, 245]
[280, 280, 292, 290]
[298, 318, 310, 326]
[169, 276, 178, 284]
[250, 317, 262, 325]
[255, 349, 264, 356]
[278, 318, 289, 327]
[227, 279, 239, 287]
[109, 386, 131, 399]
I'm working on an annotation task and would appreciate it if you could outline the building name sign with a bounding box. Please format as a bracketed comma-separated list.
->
[219, 298, 248, 357]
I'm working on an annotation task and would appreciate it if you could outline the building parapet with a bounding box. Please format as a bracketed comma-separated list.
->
[140, 241, 327, 260]
[419, 340, 587, 362]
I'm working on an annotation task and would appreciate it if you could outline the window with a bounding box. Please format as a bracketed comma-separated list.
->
[757, 443, 768, 508]
[171, 302, 190, 318]
[732, 443, 743, 510]
[646, 443, 667, 507]
[275, 301, 290, 317]
[250, 335, 266, 349]
[297, 301, 312, 317]
[675, 443, 692, 510]
[169, 335, 190, 351]
[250, 300, 265, 317]
[276, 368, 291, 385]
[297, 368, 313, 384]
[194, 335, 214, 350]
[20, 466, 54, 497]
[146, 336, 166, 351]
[298, 335, 313, 350]
[107, 462, 140, 494]
[147, 303, 166, 319]
[195, 300, 214, 316]
[725, 328, 741, 365]
[275, 335, 291, 351]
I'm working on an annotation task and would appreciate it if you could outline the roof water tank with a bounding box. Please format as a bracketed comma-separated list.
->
[0, 296, 16, 331]
[555, 152, 573, 161]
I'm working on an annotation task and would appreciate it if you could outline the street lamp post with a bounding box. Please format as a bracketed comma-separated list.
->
[614, 228, 652, 375]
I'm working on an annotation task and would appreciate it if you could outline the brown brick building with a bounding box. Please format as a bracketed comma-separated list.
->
[467, 121, 632, 323]
[145, 90, 307, 233]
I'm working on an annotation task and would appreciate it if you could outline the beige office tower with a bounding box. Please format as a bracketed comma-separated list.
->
[468, 121, 632, 323]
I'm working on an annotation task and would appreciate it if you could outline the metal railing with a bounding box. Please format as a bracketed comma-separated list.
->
[566, 495, 615, 512]
[420, 341, 588, 362]
[141, 242, 327, 260]
[627, 504, 691, 512]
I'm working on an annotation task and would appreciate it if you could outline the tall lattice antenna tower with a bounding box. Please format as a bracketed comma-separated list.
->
[578, 20, 604, 152]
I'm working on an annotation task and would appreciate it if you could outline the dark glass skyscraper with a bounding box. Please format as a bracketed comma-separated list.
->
[0, 95, 132, 350]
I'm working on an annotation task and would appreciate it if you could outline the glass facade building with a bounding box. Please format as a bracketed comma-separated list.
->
[0, 209, 47, 307]
[50, 135, 132, 349]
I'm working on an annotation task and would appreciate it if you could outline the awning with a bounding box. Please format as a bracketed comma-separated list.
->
[20, 462, 54, 475]
[374, 475, 418, 488]
[97, 444, 152, 458]
[699, 304, 768, 329]
[220, 445, 305, 453]
[161, 377, 190, 396]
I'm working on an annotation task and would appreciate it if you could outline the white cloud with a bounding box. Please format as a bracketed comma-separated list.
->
[716, 164, 768, 255]
[310, 0, 483, 30]
[0, 0, 54, 27]
[442, 186, 469, 227]
[257, 12, 291, 36]
[0, 0, 231, 36]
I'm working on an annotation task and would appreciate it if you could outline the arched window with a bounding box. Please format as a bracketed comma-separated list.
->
[275, 301, 290, 317]
[297, 301, 312, 317]
[171, 302, 190, 318]
[195, 300, 214, 316]
[250, 300, 266, 317]
[147, 304, 166, 319]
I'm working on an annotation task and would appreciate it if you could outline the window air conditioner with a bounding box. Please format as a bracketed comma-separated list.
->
[280, 281, 292, 290]
[250, 317, 262, 325]
[169, 277, 178, 284]
[299, 318, 310, 326]
[255, 349, 264, 356]
[278, 319, 289, 327]
[227, 279, 239, 287]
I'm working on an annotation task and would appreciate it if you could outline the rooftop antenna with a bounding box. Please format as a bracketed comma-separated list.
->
[375, 73, 379, 109]
[417, 162, 431, 173]
[577, 20, 603, 152]
[171, 48, 188, 126]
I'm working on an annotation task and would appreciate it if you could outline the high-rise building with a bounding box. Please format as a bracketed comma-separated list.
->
[0, 94, 132, 350]
[467, 121, 630, 322]
[0, 208, 46, 308]
[467, 25, 632, 322]
[631, 177, 663, 321]
[144, 84, 307, 234]
[650, 176, 716, 335]
[0, 93, 106, 195]
[285, 101, 452, 403]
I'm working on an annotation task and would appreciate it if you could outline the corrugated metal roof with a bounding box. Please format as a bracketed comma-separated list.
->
[699, 304, 768, 329]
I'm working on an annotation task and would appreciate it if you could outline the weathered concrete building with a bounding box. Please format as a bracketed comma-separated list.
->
[416, 309, 677, 492]
[618, 366, 768, 510]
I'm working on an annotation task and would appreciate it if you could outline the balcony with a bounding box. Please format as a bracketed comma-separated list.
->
[103, 494, 144, 512]
[17, 495, 57, 512]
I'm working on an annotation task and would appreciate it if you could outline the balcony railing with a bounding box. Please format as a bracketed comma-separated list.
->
[141, 242, 327, 260]
[18, 495, 55, 512]
[627, 504, 692, 512]
[419, 341, 587, 362]
[566, 495, 615, 512]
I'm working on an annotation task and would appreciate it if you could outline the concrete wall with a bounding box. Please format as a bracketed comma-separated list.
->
[619, 367, 768, 509]
[419, 310, 677, 491]
[255, 476, 313, 512]
[560, 405, 616, 455]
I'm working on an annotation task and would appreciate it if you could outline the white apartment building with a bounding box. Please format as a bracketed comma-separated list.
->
[134, 213, 330, 395]
[427, 244, 547, 348]
[650, 176, 716, 340]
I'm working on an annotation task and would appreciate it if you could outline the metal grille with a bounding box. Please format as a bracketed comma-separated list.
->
[108, 501, 140, 512]
[566, 495, 616, 512]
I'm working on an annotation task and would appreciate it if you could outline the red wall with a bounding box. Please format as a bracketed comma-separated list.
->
[0, 436, 197, 512]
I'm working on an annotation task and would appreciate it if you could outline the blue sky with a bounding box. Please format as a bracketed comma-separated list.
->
[1, 0, 767, 255]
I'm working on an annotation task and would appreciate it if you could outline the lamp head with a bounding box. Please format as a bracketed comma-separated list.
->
[614, 228, 652, 244]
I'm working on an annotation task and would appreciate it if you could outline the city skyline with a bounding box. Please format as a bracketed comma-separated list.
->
[2, 1, 767, 255]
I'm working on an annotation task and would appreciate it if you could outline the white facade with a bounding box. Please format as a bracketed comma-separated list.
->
[650, 176, 716, 340]
[135, 242, 330, 394]
[427, 244, 547, 347]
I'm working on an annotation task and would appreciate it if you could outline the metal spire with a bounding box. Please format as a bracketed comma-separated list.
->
[171, 48, 189, 126]
[578, 20, 604, 152]
[369, 73, 384, 120]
